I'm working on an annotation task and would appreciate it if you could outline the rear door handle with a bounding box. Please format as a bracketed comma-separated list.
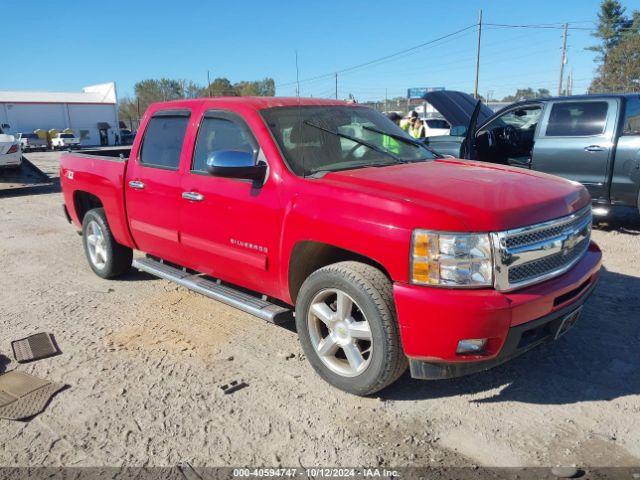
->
[128, 180, 145, 189]
[182, 191, 205, 202]
[584, 145, 604, 152]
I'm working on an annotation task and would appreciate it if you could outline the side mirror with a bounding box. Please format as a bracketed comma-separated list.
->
[206, 150, 266, 183]
[449, 125, 467, 137]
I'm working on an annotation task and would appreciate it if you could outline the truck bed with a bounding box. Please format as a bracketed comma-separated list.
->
[60, 148, 135, 249]
[72, 147, 131, 159]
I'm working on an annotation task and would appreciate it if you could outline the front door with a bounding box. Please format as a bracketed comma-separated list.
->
[179, 110, 282, 297]
[532, 98, 619, 201]
[99, 129, 108, 146]
[125, 109, 191, 264]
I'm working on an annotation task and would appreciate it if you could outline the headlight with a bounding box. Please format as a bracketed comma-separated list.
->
[411, 230, 493, 287]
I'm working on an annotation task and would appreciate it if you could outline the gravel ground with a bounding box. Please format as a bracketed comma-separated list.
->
[0, 152, 639, 468]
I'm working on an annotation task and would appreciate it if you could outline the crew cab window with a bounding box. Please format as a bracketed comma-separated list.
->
[140, 114, 189, 169]
[623, 97, 640, 135]
[545, 101, 608, 137]
[192, 116, 255, 172]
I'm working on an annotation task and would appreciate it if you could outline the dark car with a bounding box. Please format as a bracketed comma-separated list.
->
[424, 91, 640, 217]
[119, 129, 136, 145]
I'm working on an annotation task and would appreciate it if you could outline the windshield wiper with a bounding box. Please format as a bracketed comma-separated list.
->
[362, 125, 443, 158]
[303, 121, 405, 164]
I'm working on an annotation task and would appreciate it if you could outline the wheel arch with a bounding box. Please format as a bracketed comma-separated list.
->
[288, 240, 391, 304]
[73, 190, 103, 223]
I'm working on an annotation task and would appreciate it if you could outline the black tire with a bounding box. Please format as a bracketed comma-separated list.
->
[82, 208, 132, 279]
[295, 261, 408, 396]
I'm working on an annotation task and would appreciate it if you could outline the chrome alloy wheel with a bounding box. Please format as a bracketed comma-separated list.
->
[86, 220, 108, 270]
[307, 289, 373, 377]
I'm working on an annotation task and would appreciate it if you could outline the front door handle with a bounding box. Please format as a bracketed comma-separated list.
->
[182, 191, 205, 202]
[128, 180, 145, 189]
[584, 145, 604, 152]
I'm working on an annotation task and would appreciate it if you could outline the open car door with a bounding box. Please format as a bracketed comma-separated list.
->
[422, 91, 494, 158]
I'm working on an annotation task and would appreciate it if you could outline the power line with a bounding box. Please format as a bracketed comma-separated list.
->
[484, 23, 594, 31]
[276, 24, 477, 88]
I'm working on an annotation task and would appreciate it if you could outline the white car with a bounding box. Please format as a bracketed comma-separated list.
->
[421, 118, 451, 137]
[51, 133, 80, 150]
[0, 124, 22, 169]
[16, 132, 47, 152]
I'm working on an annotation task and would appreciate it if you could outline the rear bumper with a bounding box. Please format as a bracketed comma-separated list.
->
[0, 151, 22, 166]
[393, 242, 602, 379]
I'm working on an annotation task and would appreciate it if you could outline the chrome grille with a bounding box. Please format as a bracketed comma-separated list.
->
[492, 205, 592, 291]
[503, 207, 592, 249]
[508, 237, 589, 284]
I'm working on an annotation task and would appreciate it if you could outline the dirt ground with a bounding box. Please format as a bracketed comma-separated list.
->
[0, 152, 639, 468]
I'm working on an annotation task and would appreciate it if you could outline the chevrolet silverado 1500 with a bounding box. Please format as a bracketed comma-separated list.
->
[60, 97, 602, 395]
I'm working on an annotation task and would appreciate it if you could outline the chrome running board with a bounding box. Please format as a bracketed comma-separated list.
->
[132, 257, 292, 324]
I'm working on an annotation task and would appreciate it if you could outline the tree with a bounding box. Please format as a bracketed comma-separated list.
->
[118, 76, 276, 125]
[590, 34, 640, 92]
[231, 78, 275, 96]
[501, 88, 550, 102]
[587, 0, 629, 61]
[208, 77, 237, 96]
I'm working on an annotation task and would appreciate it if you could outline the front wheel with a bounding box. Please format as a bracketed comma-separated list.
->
[295, 261, 407, 396]
[82, 208, 132, 279]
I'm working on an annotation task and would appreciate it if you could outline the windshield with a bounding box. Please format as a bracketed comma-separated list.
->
[261, 106, 436, 176]
[61, 133, 74, 138]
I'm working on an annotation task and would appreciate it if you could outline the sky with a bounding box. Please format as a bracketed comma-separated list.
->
[2, 0, 638, 102]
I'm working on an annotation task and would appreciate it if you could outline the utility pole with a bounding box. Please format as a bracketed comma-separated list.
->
[207, 70, 211, 97]
[335, 72, 338, 99]
[473, 9, 482, 99]
[384, 88, 388, 112]
[558, 23, 568, 96]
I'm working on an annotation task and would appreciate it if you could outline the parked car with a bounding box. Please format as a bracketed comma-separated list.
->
[51, 132, 80, 150]
[119, 129, 136, 145]
[0, 123, 22, 169]
[16, 132, 47, 152]
[424, 90, 640, 217]
[60, 97, 601, 395]
[420, 118, 450, 137]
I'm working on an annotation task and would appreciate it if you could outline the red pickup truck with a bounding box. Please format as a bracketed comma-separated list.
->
[60, 97, 602, 395]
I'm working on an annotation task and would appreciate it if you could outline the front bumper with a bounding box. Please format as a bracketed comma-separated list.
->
[393, 242, 602, 379]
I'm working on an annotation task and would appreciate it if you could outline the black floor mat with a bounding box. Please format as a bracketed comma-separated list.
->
[11, 333, 60, 363]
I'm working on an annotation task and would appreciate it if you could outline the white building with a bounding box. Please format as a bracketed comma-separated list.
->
[0, 82, 119, 146]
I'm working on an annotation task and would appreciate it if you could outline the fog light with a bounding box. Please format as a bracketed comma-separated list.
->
[592, 207, 609, 216]
[456, 338, 487, 355]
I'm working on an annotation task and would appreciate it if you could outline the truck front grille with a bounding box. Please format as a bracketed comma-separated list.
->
[492, 205, 592, 291]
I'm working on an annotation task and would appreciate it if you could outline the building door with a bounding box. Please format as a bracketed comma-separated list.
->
[99, 129, 108, 146]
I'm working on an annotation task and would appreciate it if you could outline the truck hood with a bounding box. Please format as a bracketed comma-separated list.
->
[319, 159, 590, 232]
[423, 90, 494, 128]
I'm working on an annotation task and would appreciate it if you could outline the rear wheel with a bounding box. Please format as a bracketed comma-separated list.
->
[82, 208, 132, 279]
[295, 261, 407, 396]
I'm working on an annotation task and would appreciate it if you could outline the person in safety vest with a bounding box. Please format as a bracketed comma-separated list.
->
[382, 112, 403, 154]
[400, 110, 417, 133]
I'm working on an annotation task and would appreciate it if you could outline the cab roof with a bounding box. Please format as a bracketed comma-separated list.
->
[153, 97, 349, 111]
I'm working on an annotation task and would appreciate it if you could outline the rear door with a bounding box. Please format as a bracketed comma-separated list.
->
[125, 109, 190, 264]
[178, 109, 283, 296]
[532, 98, 620, 201]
